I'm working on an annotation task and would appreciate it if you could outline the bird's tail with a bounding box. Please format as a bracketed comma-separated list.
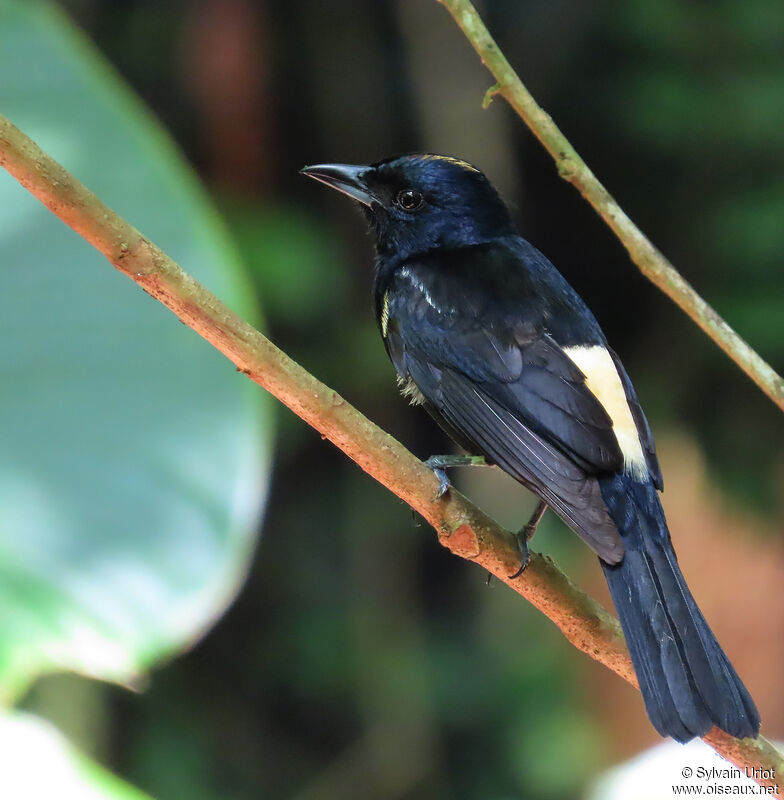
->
[598, 474, 759, 742]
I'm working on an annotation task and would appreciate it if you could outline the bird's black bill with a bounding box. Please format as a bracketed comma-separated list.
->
[300, 163, 373, 206]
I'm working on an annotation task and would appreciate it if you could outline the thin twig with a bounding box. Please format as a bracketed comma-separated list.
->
[438, 0, 784, 413]
[0, 113, 781, 787]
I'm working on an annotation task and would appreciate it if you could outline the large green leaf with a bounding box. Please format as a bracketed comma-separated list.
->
[0, 0, 272, 699]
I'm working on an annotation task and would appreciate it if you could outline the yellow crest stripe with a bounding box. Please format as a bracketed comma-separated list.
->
[421, 154, 481, 174]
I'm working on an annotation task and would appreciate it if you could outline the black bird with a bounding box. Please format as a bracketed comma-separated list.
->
[301, 154, 760, 743]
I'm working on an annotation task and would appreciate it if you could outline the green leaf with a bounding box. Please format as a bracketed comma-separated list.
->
[0, 0, 272, 699]
[0, 710, 153, 800]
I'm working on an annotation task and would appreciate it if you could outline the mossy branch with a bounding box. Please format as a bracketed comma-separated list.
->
[438, 0, 784, 413]
[0, 113, 781, 788]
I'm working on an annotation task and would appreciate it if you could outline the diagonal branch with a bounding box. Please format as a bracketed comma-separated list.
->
[0, 113, 781, 788]
[438, 0, 784, 413]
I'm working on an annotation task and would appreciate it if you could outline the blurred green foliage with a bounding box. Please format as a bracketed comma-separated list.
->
[606, 0, 784, 508]
[1, 0, 781, 799]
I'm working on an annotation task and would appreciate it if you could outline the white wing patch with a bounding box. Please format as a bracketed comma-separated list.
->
[563, 345, 648, 481]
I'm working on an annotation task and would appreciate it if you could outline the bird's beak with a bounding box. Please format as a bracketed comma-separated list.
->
[300, 163, 374, 206]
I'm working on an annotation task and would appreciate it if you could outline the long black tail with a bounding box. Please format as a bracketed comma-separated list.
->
[598, 473, 759, 742]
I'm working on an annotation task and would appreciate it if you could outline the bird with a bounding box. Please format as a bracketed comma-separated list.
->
[300, 153, 760, 743]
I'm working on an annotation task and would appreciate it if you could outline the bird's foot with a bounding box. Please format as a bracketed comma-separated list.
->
[508, 536, 532, 580]
[508, 499, 548, 579]
[431, 466, 451, 499]
[424, 454, 487, 500]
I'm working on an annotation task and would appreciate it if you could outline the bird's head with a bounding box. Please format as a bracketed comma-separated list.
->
[301, 154, 514, 260]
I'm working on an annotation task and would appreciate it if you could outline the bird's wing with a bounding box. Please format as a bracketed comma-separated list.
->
[382, 259, 630, 563]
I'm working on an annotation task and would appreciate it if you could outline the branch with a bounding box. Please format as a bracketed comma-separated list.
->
[0, 113, 781, 788]
[438, 0, 784, 413]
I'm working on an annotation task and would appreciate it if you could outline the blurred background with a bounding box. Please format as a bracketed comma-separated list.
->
[1, 1, 783, 798]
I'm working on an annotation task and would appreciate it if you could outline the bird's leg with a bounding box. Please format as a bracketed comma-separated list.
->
[508, 499, 548, 579]
[424, 454, 488, 499]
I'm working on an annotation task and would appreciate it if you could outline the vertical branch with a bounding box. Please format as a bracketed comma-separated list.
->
[438, 0, 784, 412]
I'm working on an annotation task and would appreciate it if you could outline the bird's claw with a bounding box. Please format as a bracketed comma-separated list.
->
[508, 533, 532, 579]
[507, 499, 547, 578]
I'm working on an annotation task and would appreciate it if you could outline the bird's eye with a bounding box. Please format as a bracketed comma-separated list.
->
[395, 189, 424, 211]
